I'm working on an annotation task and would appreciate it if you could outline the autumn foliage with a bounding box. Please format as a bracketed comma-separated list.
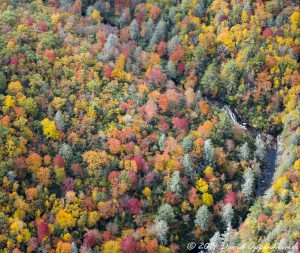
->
[0, 0, 299, 252]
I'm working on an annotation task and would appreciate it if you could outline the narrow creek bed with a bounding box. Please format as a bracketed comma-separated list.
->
[255, 147, 277, 197]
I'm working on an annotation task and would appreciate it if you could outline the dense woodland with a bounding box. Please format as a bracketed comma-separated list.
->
[0, 0, 299, 252]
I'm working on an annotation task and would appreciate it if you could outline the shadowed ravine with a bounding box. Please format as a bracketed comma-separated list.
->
[255, 147, 276, 197]
[205, 98, 278, 198]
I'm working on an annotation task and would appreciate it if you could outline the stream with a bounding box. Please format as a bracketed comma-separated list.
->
[255, 147, 277, 197]
[205, 98, 278, 197]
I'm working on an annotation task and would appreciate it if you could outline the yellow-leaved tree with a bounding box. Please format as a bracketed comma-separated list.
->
[102, 240, 121, 253]
[41, 118, 59, 140]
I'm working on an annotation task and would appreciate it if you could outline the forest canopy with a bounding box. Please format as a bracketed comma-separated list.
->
[0, 0, 299, 252]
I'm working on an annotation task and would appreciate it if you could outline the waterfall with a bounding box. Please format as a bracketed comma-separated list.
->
[222, 105, 247, 130]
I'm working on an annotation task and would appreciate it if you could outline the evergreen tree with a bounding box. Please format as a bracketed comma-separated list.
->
[208, 231, 222, 251]
[0, 71, 7, 93]
[167, 171, 182, 196]
[242, 169, 255, 199]
[222, 204, 234, 228]
[129, 19, 139, 41]
[54, 110, 65, 131]
[254, 135, 266, 161]
[166, 61, 177, 79]
[158, 134, 166, 152]
[194, 205, 211, 231]
[59, 143, 73, 162]
[181, 136, 193, 153]
[60, 0, 74, 11]
[149, 19, 167, 47]
[7, 170, 15, 182]
[157, 204, 175, 223]
[154, 219, 169, 245]
[200, 63, 222, 97]
[71, 242, 78, 253]
[167, 35, 180, 55]
[182, 154, 196, 181]
[194, 0, 207, 18]
[203, 139, 215, 167]
[98, 33, 119, 61]
[219, 112, 234, 139]
[239, 142, 250, 161]
[144, 19, 154, 43]
[220, 60, 241, 97]
[194, 44, 208, 74]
